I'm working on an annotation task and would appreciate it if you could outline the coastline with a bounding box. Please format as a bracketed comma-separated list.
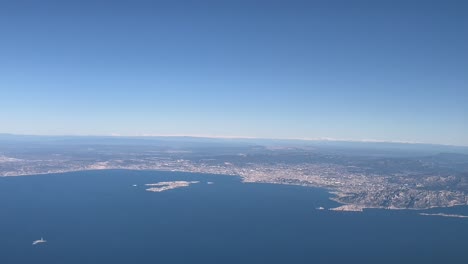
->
[2, 168, 467, 213]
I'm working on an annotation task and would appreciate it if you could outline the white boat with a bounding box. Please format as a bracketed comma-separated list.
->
[32, 237, 46, 245]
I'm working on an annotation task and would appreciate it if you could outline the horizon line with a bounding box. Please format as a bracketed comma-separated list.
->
[1, 132, 467, 148]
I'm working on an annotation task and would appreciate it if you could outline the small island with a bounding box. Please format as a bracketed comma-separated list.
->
[145, 181, 200, 192]
[329, 204, 365, 212]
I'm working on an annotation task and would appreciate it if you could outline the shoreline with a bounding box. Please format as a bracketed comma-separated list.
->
[2, 168, 467, 212]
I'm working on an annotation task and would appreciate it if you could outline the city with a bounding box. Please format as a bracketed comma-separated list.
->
[1, 136, 467, 211]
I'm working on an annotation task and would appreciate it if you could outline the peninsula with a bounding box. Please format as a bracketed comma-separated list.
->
[419, 213, 468, 218]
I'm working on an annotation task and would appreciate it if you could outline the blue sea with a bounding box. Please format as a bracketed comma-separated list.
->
[1, 170, 467, 264]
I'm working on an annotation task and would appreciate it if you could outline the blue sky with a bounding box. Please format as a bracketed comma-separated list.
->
[1, 0, 467, 145]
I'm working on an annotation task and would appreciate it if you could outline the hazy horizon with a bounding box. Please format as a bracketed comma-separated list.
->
[2, 131, 468, 148]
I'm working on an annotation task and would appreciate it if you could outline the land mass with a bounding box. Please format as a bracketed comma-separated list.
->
[145, 181, 200, 192]
[1, 135, 467, 211]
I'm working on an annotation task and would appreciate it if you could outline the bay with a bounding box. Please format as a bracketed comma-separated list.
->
[1, 170, 467, 264]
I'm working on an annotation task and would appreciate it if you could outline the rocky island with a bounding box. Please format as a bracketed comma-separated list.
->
[145, 181, 200, 192]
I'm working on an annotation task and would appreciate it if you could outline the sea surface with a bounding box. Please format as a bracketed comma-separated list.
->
[1, 170, 467, 264]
